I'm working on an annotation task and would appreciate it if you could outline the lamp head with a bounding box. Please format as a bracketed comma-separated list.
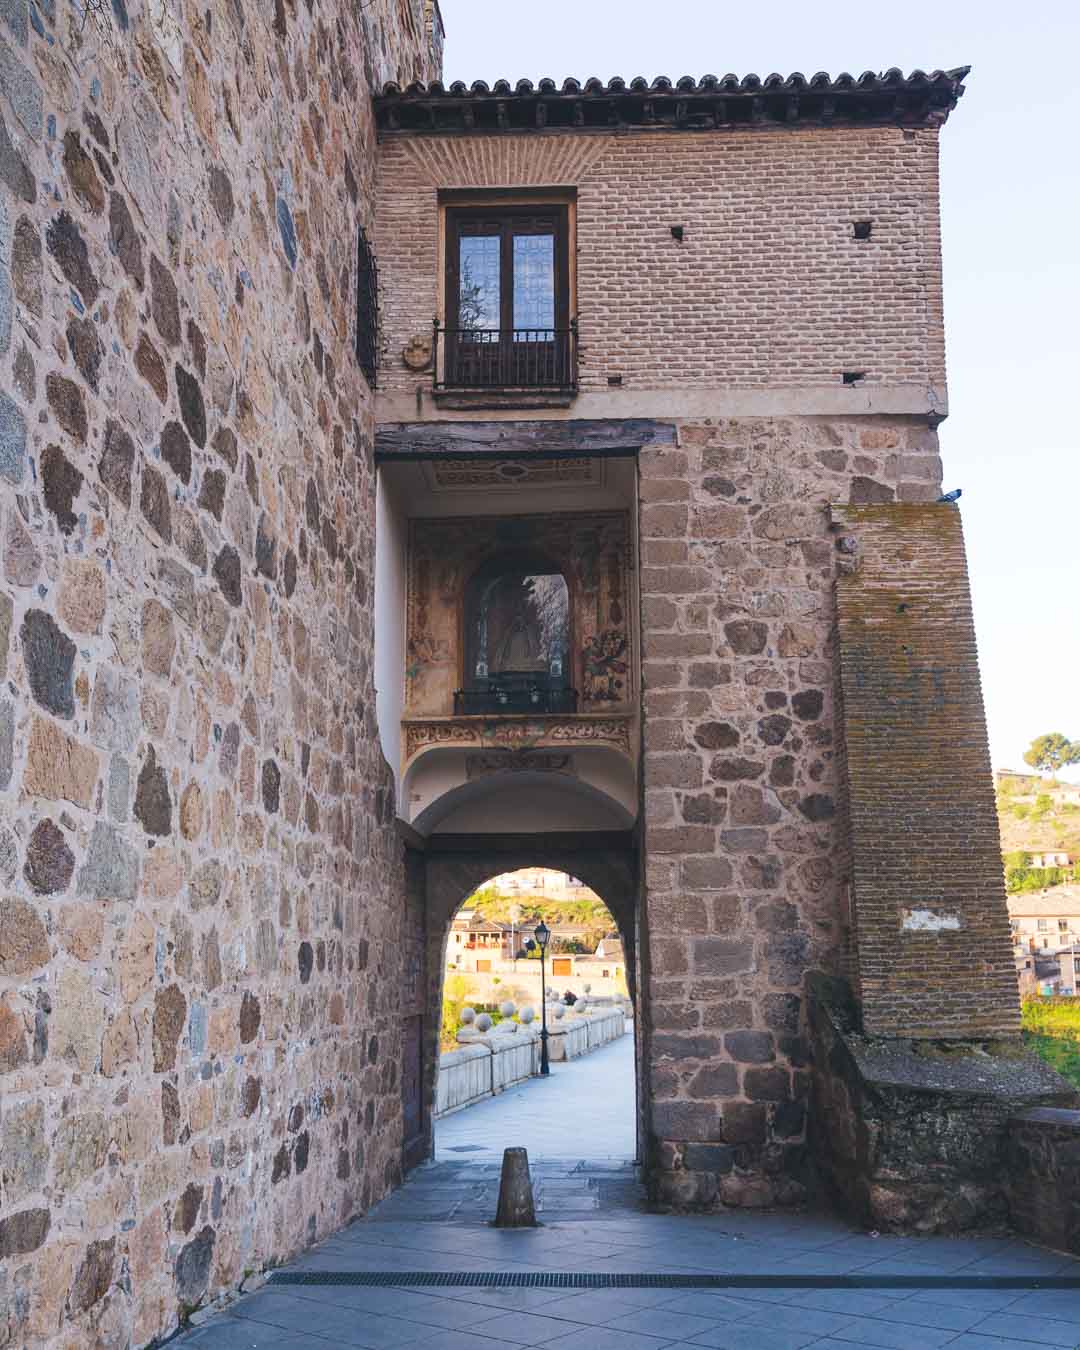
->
[533, 920, 550, 950]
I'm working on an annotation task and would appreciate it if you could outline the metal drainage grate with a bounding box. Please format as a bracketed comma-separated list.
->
[269, 1271, 1080, 1291]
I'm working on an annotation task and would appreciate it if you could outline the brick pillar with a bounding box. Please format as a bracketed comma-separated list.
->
[834, 503, 1020, 1039]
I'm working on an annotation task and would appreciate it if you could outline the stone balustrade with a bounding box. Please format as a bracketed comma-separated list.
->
[434, 1001, 628, 1118]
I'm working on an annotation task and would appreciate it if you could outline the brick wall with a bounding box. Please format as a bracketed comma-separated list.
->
[0, 1, 435, 1344]
[638, 414, 944, 1207]
[374, 126, 945, 398]
[833, 504, 1019, 1038]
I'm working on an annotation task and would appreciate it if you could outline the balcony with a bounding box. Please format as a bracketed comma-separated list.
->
[454, 686, 579, 716]
[433, 322, 578, 395]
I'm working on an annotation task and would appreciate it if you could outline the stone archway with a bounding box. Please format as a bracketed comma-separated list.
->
[402, 830, 642, 1169]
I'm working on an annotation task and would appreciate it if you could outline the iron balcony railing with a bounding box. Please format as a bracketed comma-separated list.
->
[453, 687, 579, 716]
[433, 321, 578, 392]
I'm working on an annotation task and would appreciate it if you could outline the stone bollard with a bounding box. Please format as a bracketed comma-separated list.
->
[494, 1147, 537, 1228]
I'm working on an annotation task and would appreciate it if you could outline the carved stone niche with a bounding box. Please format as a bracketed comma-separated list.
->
[405, 510, 632, 718]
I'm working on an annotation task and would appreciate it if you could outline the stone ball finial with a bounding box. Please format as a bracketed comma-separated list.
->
[475, 1013, 493, 1033]
[519, 1005, 535, 1024]
[460, 1006, 476, 1025]
[584, 982, 592, 994]
[576, 998, 589, 1014]
[499, 1000, 516, 1019]
[553, 1003, 565, 1019]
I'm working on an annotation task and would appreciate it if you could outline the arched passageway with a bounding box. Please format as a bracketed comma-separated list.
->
[400, 830, 642, 1170]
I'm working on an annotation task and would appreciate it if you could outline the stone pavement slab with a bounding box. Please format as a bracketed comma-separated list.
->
[177, 1026, 1080, 1350]
[435, 1024, 638, 1161]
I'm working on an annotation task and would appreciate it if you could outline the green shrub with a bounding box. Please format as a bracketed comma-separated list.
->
[1022, 998, 1080, 1090]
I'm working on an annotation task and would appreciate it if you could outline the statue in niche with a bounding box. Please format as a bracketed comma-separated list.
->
[493, 613, 546, 672]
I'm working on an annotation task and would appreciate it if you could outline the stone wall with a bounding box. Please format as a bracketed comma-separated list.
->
[0, 0, 436, 1344]
[638, 413, 944, 1208]
[808, 977, 1076, 1233]
[1007, 1107, 1080, 1255]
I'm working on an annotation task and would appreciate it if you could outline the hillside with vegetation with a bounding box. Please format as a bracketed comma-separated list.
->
[997, 781, 1080, 894]
[466, 880, 616, 938]
[996, 733, 1080, 894]
[1022, 997, 1080, 1090]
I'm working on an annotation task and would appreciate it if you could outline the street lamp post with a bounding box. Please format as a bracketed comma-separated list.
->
[534, 920, 551, 1075]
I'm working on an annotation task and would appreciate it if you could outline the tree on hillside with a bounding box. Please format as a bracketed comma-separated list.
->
[1024, 732, 1080, 777]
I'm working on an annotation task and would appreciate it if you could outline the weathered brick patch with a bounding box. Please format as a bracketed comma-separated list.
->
[834, 503, 1019, 1038]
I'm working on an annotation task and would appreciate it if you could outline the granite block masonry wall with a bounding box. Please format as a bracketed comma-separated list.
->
[638, 413, 945, 1209]
[1007, 1108, 1080, 1255]
[833, 503, 1019, 1039]
[0, 0, 437, 1345]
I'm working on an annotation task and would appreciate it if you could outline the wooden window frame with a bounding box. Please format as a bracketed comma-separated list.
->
[445, 204, 570, 336]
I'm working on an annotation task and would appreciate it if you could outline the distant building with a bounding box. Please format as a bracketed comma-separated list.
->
[1008, 886, 1080, 953]
[1017, 946, 1080, 997]
[447, 909, 515, 972]
[1027, 851, 1073, 869]
[490, 868, 598, 902]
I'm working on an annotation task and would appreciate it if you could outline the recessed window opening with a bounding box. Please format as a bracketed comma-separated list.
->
[853, 220, 873, 239]
[440, 204, 574, 391]
[842, 370, 866, 385]
[458, 553, 573, 715]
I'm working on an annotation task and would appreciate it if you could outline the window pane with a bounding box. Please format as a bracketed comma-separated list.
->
[513, 234, 555, 331]
[458, 235, 500, 331]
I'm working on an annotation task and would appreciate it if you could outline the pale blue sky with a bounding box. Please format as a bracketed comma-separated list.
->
[438, 0, 1080, 775]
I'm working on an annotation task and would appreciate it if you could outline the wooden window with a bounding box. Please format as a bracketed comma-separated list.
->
[552, 958, 572, 976]
[476, 959, 491, 973]
[443, 205, 572, 389]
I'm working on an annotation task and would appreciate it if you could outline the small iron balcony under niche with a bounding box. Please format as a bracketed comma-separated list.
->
[454, 687, 579, 716]
[433, 321, 578, 393]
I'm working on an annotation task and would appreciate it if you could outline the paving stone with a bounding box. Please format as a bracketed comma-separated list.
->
[960, 1312, 1078, 1346]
